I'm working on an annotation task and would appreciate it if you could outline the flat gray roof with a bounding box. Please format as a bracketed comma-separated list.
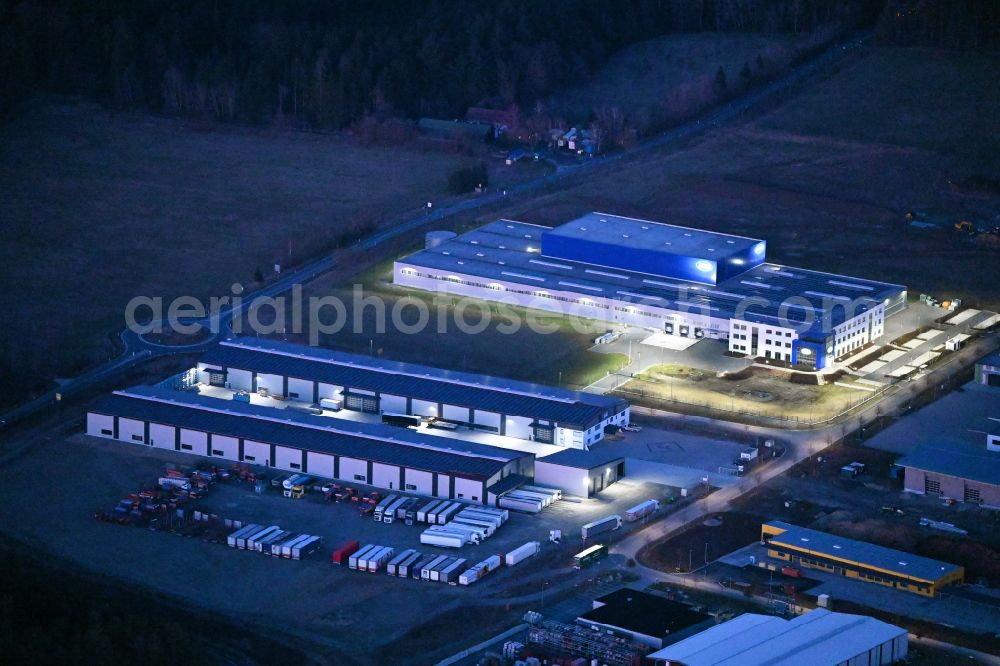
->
[545, 212, 763, 256]
[898, 444, 999, 487]
[200, 338, 626, 429]
[765, 521, 962, 583]
[537, 446, 625, 470]
[91, 386, 528, 479]
[398, 219, 905, 337]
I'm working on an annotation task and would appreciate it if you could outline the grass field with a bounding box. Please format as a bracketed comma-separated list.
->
[268, 256, 630, 389]
[0, 102, 507, 393]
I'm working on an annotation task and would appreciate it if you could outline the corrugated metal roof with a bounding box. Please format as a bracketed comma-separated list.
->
[764, 520, 961, 583]
[536, 447, 624, 470]
[200, 338, 625, 429]
[92, 387, 527, 479]
[647, 609, 906, 666]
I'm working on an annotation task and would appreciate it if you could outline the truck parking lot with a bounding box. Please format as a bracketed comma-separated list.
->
[0, 425, 687, 663]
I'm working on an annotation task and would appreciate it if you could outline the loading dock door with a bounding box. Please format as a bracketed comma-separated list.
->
[988, 373, 1000, 387]
[208, 370, 227, 387]
[345, 394, 379, 413]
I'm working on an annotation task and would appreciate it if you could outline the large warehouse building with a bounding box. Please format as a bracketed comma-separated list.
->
[761, 521, 963, 597]
[86, 386, 534, 505]
[647, 609, 908, 666]
[394, 213, 907, 370]
[193, 338, 629, 450]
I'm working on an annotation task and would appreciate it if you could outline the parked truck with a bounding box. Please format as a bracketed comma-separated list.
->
[436, 522, 487, 542]
[349, 544, 377, 570]
[456, 509, 503, 528]
[417, 499, 444, 523]
[374, 495, 398, 522]
[158, 477, 191, 491]
[282, 474, 312, 490]
[227, 523, 260, 548]
[319, 397, 342, 411]
[429, 556, 458, 582]
[395, 497, 420, 520]
[382, 497, 409, 524]
[507, 490, 552, 507]
[581, 515, 622, 540]
[521, 485, 562, 502]
[281, 534, 314, 558]
[624, 499, 660, 522]
[420, 530, 466, 549]
[255, 529, 291, 553]
[331, 540, 360, 565]
[290, 535, 323, 560]
[397, 551, 424, 578]
[239, 525, 275, 550]
[459, 555, 502, 585]
[440, 558, 468, 584]
[387, 549, 418, 576]
[366, 546, 395, 572]
[451, 517, 496, 537]
[421, 555, 449, 580]
[410, 554, 438, 580]
[271, 534, 302, 557]
[499, 495, 542, 514]
[505, 541, 541, 566]
[246, 525, 283, 551]
[435, 502, 463, 524]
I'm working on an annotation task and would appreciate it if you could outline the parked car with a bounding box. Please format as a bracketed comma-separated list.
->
[623, 425, 642, 432]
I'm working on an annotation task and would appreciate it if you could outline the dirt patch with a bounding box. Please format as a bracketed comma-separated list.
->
[638, 511, 765, 573]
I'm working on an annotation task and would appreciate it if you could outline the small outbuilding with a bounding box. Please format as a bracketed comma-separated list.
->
[533, 447, 625, 497]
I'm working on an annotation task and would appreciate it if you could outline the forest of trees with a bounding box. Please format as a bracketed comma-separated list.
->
[0, 0, 886, 127]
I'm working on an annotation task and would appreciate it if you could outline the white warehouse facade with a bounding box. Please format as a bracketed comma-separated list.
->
[394, 213, 907, 371]
[194, 338, 629, 450]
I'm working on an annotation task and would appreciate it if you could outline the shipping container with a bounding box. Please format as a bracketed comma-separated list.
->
[505, 541, 541, 566]
[291, 535, 323, 560]
[349, 544, 377, 570]
[624, 499, 660, 522]
[387, 548, 418, 576]
[581, 515, 622, 540]
[331, 540, 361, 565]
[417, 499, 444, 523]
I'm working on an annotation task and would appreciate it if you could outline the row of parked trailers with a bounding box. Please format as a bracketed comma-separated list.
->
[497, 485, 562, 514]
[373, 496, 470, 525]
[332, 540, 539, 585]
[225, 523, 323, 560]
[420, 505, 510, 548]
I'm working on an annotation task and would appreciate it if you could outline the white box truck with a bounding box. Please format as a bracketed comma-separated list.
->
[374, 495, 398, 521]
[581, 515, 622, 540]
[417, 499, 444, 523]
[319, 397, 342, 411]
[420, 531, 466, 549]
[505, 541, 541, 566]
[349, 544, 377, 570]
[624, 499, 660, 522]
[382, 497, 408, 524]
[227, 524, 260, 548]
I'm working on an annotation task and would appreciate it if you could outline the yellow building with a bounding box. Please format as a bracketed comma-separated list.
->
[761, 521, 964, 597]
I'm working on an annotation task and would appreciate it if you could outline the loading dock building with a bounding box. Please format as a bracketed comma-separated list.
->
[394, 213, 907, 370]
[761, 521, 963, 597]
[532, 447, 625, 497]
[194, 338, 629, 450]
[647, 608, 908, 666]
[86, 386, 533, 504]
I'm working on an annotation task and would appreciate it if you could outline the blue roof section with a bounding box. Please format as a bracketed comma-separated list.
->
[537, 446, 625, 470]
[92, 386, 526, 479]
[898, 444, 1000, 486]
[397, 219, 906, 337]
[978, 350, 1000, 368]
[200, 338, 626, 429]
[765, 521, 962, 583]
[545, 212, 763, 257]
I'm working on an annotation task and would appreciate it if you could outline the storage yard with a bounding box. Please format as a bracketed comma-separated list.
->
[0, 422, 681, 662]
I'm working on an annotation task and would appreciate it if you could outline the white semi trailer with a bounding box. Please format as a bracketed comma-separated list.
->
[581, 515, 622, 540]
